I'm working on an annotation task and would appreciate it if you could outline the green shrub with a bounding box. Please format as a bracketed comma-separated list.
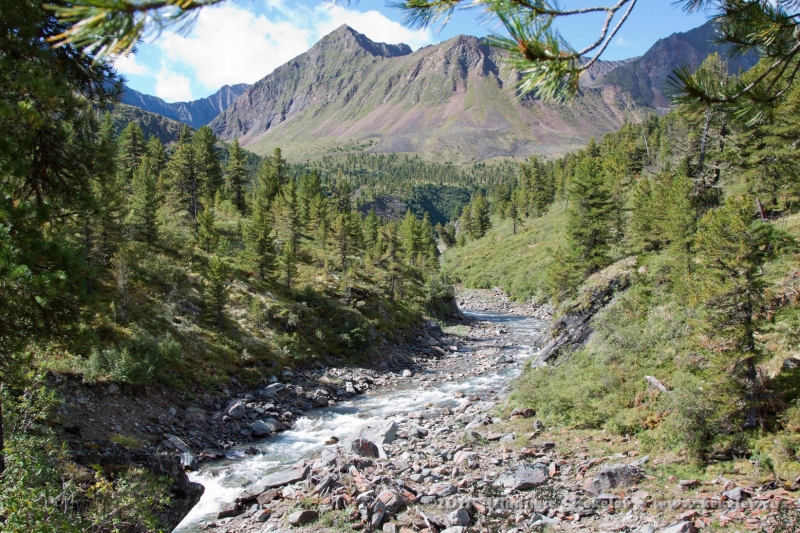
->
[85, 332, 181, 385]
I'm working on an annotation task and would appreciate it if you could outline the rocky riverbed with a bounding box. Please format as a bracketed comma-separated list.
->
[175, 289, 800, 533]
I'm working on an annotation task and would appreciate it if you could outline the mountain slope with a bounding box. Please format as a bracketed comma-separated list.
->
[108, 103, 185, 144]
[118, 83, 248, 128]
[592, 20, 760, 108]
[210, 25, 641, 163]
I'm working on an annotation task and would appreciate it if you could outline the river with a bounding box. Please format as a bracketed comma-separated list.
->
[174, 311, 546, 532]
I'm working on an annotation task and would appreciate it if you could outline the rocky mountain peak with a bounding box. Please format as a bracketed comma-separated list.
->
[318, 24, 413, 58]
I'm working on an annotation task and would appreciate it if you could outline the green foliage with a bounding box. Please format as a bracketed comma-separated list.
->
[86, 332, 180, 385]
[205, 254, 229, 325]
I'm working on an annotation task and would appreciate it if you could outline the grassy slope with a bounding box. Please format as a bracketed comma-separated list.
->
[442, 202, 568, 302]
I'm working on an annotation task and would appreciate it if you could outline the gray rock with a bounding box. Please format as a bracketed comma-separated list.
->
[345, 381, 356, 394]
[446, 507, 471, 527]
[250, 420, 273, 437]
[661, 522, 696, 533]
[585, 464, 642, 496]
[343, 420, 397, 459]
[217, 502, 243, 519]
[428, 482, 456, 497]
[783, 358, 800, 370]
[180, 452, 198, 471]
[376, 489, 406, 514]
[224, 400, 246, 420]
[287, 509, 318, 526]
[494, 466, 549, 492]
[722, 487, 748, 501]
[402, 369, 413, 377]
[640, 526, 656, 533]
[441, 528, 467, 533]
[165, 434, 192, 453]
[383, 524, 399, 533]
[253, 509, 271, 522]
[349, 438, 380, 458]
[496, 354, 514, 363]
[250, 465, 309, 491]
[453, 450, 476, 464]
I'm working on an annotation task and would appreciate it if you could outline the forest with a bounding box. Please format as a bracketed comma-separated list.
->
[3, 0, 800, 530]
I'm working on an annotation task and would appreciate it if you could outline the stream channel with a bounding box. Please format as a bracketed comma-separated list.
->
[174, 311, 547, 532]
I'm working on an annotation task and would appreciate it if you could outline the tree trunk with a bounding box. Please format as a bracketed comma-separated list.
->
[0, 383, 5, 475]
[697, 107, 712, 175]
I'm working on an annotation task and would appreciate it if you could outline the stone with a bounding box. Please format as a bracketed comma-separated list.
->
[254, 465, 309, 491]
[253, 509, 271, 522]
[782, 358, 800, 370]
[217, 502, 243, 519]
[446, 507, 471, 527]
[495, 466, 549, 491]
[224, 400, 246, 420]
[350, 438, 380, 458]
[287, 509, 318, 526]
[453, 450, 476, 465]
[533, 420, 544, 430]
[428, 482, 457, 497]
[402, 369, 413, 377]
[166, 435, 192, 453]
[510, 407, 535, 418]
[257, 489, 279, 506]
[383, 524, 399, 533]
[640, 526, 656, 533]
[585, 464, 642, 496]
[345, 381, 356, 394]
[486, 432, 508, 441]
[377, 490, 406, 514]
[343, 420, 398, 459]
[441, 528, 467, 533]
[722, 487, 749, 501]
[496, 354, 514, 363]
[250, 420, 273, 437]
[180, 452, 198, 471]
[661, 522, 696, 533]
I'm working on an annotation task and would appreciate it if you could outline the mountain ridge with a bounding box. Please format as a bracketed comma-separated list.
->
[118, 82, 249, 128]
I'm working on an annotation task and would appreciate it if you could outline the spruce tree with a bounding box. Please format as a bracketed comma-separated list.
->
[363, 209, 380, 251]
[197, 194, 217, 253]
[225, 138, 247, 214]
[243, 200, 277, 281]
[470, 192, 491, 239]
[129, 154, 160, 244]
[205, 254, 229, 326]
[275, 179, 304, 255]
[117, 122, 145, 183]
[280, 241, 298, 291]
[564, 157, 614, 275]
[193, 126, 222, 198]
[165, 126, 200, 228]
[146, 135, 167, 177]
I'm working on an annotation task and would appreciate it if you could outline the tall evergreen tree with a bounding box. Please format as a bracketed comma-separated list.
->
[165, 126, 200, 228]
[225, 138, 247, 214]
[280, 241, 298, 291]
[205, 254, 229, 326]
[193, 126, 222, 198]
[129, 153, 160, 244]
[243, 200, 277, 281]
[117, 122, 145, 183]
[197, 194, 217, 253]
[564, 157, 615, 275]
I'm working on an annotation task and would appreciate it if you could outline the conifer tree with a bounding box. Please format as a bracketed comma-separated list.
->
[255, 148, 286, 208]
[564, 157, 614, 274]
[165, 126, 200, 228]
[225, 138, 247, 214]
[117, 122, 145, 183]
[363, 209, 380, 251]
[469, 192, 491, 239]
[508, 190, 524, 235]
[309, 193, 329, 250]
[91, 114, 125, 266]
[275, 179, 304, 255]
[333, 212, 357, 271]
[379, 222, 404, 301]
[193, 126, 222, 198]
[243, 200, 277, 281]
[280, 241, 298, 291]
[197, 194, 217, 253]
[298, 170, 323, 223]
[129, 153, 160, 244]
[205, 254, 229, 326]
[146, 135, 167, 177]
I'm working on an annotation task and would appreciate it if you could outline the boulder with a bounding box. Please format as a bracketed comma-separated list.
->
[585, 464, 643, 496]
[256, 489, 279, 506]
[223, 400, 246, 420]
[250, 420, 273, 437]
[494, 466, 549, 491]
[287, 509, 318, 526]
[343, 420, 397, 459]
[253, 510, 271, 522]
[349, 438, 380, 458]
[402, 369, 413, 378]
[180, 452, 198, 471]
[428, 482, 456, 497]
[661, 522, 696, 533]
[446, 507, 471, 527]
[496, 354, 514, 364]
[453, 450, 476, 465]
[217, 502, 244, 519]
[250, 465, 309, 492]
[376, 489, 406, 514]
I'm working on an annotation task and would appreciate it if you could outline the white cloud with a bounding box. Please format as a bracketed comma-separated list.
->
[114, 53, 149, 76]
[149, 2, 435, 98]
[154, 68, 194, 102]
[614, 36, 632, 47]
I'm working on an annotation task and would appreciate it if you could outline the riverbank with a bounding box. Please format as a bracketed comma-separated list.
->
[185, 289, 800, 533]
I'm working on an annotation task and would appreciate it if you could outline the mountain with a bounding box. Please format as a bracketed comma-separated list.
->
[118, 83, 248, 128]
[108, 103, 186, 144]
[591, 21, 760, 108]
[210, 25, 641, 163]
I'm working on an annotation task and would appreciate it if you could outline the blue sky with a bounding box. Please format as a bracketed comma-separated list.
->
[115, 0, 709, 102]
